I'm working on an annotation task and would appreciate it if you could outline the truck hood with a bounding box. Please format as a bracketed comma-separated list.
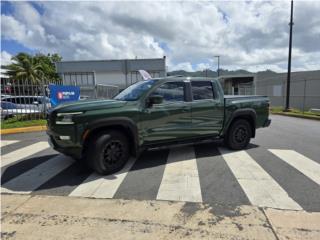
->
[52, 99, 127, 113]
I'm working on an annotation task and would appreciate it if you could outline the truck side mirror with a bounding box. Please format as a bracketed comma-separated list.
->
[147, 95, 163, 107]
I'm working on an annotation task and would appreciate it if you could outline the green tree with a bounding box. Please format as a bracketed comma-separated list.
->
[34, 53, 62, 83]
[3, 53, 43, 84]
[2, 52, 62, 84]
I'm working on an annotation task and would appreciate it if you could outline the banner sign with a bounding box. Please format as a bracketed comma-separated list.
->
[49, 84, 80, 107]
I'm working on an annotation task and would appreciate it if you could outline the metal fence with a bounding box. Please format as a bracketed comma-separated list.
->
[255, 77, 320, 111]
[1, 78, 119, 121]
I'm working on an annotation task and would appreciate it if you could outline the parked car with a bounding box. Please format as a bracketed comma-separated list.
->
[47, 76, 271, 175]
[1, 101, 40, 120]
[1, 96, 51, 112]
[1, 94, 12, 99]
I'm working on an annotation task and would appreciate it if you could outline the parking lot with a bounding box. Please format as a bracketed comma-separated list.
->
[1, 115, 320, 212]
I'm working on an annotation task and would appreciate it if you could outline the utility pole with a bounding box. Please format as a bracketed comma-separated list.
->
[285, 0, 294, 111]
[215, 55, 220, 77]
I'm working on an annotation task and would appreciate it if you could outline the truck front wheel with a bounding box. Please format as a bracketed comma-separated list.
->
[86, 131, 129, 175]
[225, 119, 252, 150]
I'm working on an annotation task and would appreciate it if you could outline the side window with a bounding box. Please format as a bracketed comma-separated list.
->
[8, 98, 16, 104]
[191, 81, 214, 100]
[151, 82, 185, 102]
[16, 97, 26, 104]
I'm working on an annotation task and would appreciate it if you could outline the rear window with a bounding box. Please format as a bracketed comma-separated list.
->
[191, 81, 214, 100]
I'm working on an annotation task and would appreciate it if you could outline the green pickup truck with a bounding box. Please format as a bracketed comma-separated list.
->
[47, 77, 271, 174]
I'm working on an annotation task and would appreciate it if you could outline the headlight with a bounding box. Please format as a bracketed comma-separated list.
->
[56, 112, 83, 125]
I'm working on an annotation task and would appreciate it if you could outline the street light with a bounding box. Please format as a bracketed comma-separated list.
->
[285, 0, 294, 111]
[215, 55, 220, 77]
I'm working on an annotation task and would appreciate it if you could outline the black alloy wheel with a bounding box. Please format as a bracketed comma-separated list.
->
[225, 119, 252, 150]
[86, 131, 129, 175]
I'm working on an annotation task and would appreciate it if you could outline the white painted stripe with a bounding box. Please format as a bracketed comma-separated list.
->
[1, 142, 50, 168]
[69, 158, 136, 198]
[269, 149, 320, 185]
[157, 146, 202, 203]
[218, 148, 302, 210]
[0, 140, 19, 147]
[1, 155, 74, 194]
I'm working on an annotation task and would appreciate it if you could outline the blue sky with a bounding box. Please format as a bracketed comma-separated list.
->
[1, 1, 320, 72]
[1, 1, 36, 55]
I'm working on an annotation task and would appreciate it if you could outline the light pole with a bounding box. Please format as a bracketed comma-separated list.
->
[215, 55, 220, 77]
[285, 0, 294, 111]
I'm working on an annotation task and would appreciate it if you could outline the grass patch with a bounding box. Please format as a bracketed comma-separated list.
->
[1, 116, 47, 129]
[270, 107, 320, 120]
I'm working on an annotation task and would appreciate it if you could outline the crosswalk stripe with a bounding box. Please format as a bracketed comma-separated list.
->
[0, 140, 19, 147]
[69, 158, 136, 198]
[1, 142, 50, 168]
[157, 146, 202, 203]
[1, 155, 74, 194]
[269, 149, 320, 185]
[218, 148, 302, 210]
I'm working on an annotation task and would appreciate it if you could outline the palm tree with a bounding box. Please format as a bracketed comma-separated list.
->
[2, 53, 44, 85]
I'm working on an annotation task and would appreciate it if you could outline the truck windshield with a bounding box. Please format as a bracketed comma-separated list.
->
[113, 80, 156, 101]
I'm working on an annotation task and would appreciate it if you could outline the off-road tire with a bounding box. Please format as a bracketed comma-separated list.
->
[225, 119, 252, 150]
[86, 131, 129, 175]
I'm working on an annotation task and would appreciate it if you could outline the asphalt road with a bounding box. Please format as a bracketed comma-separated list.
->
[1, 115, 320, 212]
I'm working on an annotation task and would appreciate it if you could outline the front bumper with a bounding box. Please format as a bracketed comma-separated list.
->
[263, 119, 271, 127]
[47, 131, 82, 159]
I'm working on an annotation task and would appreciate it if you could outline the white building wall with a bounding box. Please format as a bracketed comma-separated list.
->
[95, 71, 126, 88]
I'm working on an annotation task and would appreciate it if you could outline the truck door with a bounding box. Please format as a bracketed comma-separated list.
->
[190, 80, 224, 136]
[141, 81, 193, 144]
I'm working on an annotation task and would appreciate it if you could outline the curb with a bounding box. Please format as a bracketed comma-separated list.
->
[271, 112, 320, 121]
[0, 125, 47, 135]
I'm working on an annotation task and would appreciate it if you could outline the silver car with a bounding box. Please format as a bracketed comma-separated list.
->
[1, 96, 51, 112]
[1, 101, 40, 120]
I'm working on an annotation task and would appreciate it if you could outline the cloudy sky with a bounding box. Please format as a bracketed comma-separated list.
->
[1, 0, 320, 72]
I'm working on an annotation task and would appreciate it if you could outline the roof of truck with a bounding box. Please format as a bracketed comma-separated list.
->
[151, 76, 218, 82]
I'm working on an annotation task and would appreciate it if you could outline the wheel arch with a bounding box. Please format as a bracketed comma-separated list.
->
[82, 117, 139, 157]
[223, 108, 257, 138]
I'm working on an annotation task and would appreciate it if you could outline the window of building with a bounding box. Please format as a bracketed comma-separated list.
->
[191, 81, 214, 100]
[150, 82, 185, 102]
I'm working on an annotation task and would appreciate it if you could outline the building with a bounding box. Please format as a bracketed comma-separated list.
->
[55, 57, 166, 99]
[218, 74, 255, 95]
[255, 70, 320, 111]
[219, 70, 320, 111]
[55, 57, 166, 90]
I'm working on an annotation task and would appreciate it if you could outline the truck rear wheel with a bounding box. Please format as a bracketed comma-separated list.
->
[86, 131, 129, 175]
[225, 119, 252, 150]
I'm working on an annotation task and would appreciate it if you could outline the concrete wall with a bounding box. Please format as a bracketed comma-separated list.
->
[255, 70, 320, 111]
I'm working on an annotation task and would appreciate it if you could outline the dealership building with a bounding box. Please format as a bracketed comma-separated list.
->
[55, 57, 166, 89]
[55, 57, 166, 98]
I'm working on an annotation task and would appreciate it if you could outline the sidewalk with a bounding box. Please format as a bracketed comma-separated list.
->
[1, 194, 320, 240]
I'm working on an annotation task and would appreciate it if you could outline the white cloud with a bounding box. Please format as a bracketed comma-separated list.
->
[195, 63, 212, 71]
[1, 51, 13, 76]
[169, 62, 194, 72]
[1, 51, 13, 66]
[1, 1, 320, 72]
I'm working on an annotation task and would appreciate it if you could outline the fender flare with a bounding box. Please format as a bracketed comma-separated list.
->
[223, 108, 257, 137]
[83, 117, 139, 156]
